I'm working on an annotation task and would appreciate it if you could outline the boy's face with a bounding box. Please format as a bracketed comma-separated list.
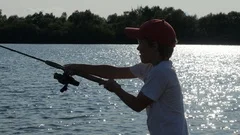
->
[137, 39, 158, 64]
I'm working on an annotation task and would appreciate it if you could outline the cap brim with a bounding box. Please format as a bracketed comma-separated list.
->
[124, 27, 142, 39]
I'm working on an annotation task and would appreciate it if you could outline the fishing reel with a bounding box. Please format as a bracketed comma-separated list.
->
[54, 72, 79, 92]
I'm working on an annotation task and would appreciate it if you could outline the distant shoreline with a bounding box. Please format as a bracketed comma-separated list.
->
[1, 43, 239, 46]
[1, 6, 240, 46]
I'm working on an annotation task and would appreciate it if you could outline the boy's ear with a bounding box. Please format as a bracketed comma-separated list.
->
[152, 42, 159, 51]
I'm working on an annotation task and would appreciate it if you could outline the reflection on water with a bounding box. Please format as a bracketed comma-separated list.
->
[173, 45, 240, 135]
[0, 44, 240, 135]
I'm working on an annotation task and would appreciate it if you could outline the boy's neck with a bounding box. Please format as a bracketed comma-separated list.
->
[152, 57, 169, 66]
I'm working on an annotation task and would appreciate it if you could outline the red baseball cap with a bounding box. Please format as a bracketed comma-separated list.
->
[124, 19, 177, 47]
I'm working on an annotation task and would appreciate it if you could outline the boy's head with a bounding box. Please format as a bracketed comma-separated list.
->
[124, 19, 177, 59]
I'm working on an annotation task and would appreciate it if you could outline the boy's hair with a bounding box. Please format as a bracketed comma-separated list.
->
[157, 45, 174, 59]
[147, 40, 175, 59]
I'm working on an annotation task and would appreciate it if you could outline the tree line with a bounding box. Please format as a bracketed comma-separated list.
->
[0, 6, 240, 45]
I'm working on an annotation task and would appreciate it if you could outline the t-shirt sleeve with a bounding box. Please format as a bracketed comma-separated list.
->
[141, 70, 168, 101]
[130, 63, 147, 81]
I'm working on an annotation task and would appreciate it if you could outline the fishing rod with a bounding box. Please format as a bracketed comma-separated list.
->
[0, 45, 106, 92]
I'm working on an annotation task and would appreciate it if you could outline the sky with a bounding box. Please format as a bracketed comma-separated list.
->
[0, 0, 240, 18]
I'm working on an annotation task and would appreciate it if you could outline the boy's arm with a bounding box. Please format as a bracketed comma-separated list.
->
[104, 79, 153, 112]
[64, 64, 136, 79]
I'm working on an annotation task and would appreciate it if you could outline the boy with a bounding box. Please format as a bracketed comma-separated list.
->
[64, 19, 188, 135]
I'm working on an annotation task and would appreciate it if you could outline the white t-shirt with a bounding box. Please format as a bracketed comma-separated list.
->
[130, 61, 188, 135]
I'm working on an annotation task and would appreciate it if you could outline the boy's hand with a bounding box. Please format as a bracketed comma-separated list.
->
[104, 79, 122, 93]
[63, 64, 77, 76]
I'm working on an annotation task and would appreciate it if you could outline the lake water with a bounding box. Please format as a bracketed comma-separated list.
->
[0, 44, 240, 135]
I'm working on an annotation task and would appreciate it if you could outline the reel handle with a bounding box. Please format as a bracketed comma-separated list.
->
[54, 72, 80, 92]
[60, 84, 68, 92]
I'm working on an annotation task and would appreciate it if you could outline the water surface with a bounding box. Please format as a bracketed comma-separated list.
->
[0, 44, 240, 135]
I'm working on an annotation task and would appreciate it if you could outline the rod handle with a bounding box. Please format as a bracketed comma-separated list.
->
[45, 60, 64, 70]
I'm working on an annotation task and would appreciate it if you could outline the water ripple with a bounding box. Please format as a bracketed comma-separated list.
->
[0, 44, 239, 135]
